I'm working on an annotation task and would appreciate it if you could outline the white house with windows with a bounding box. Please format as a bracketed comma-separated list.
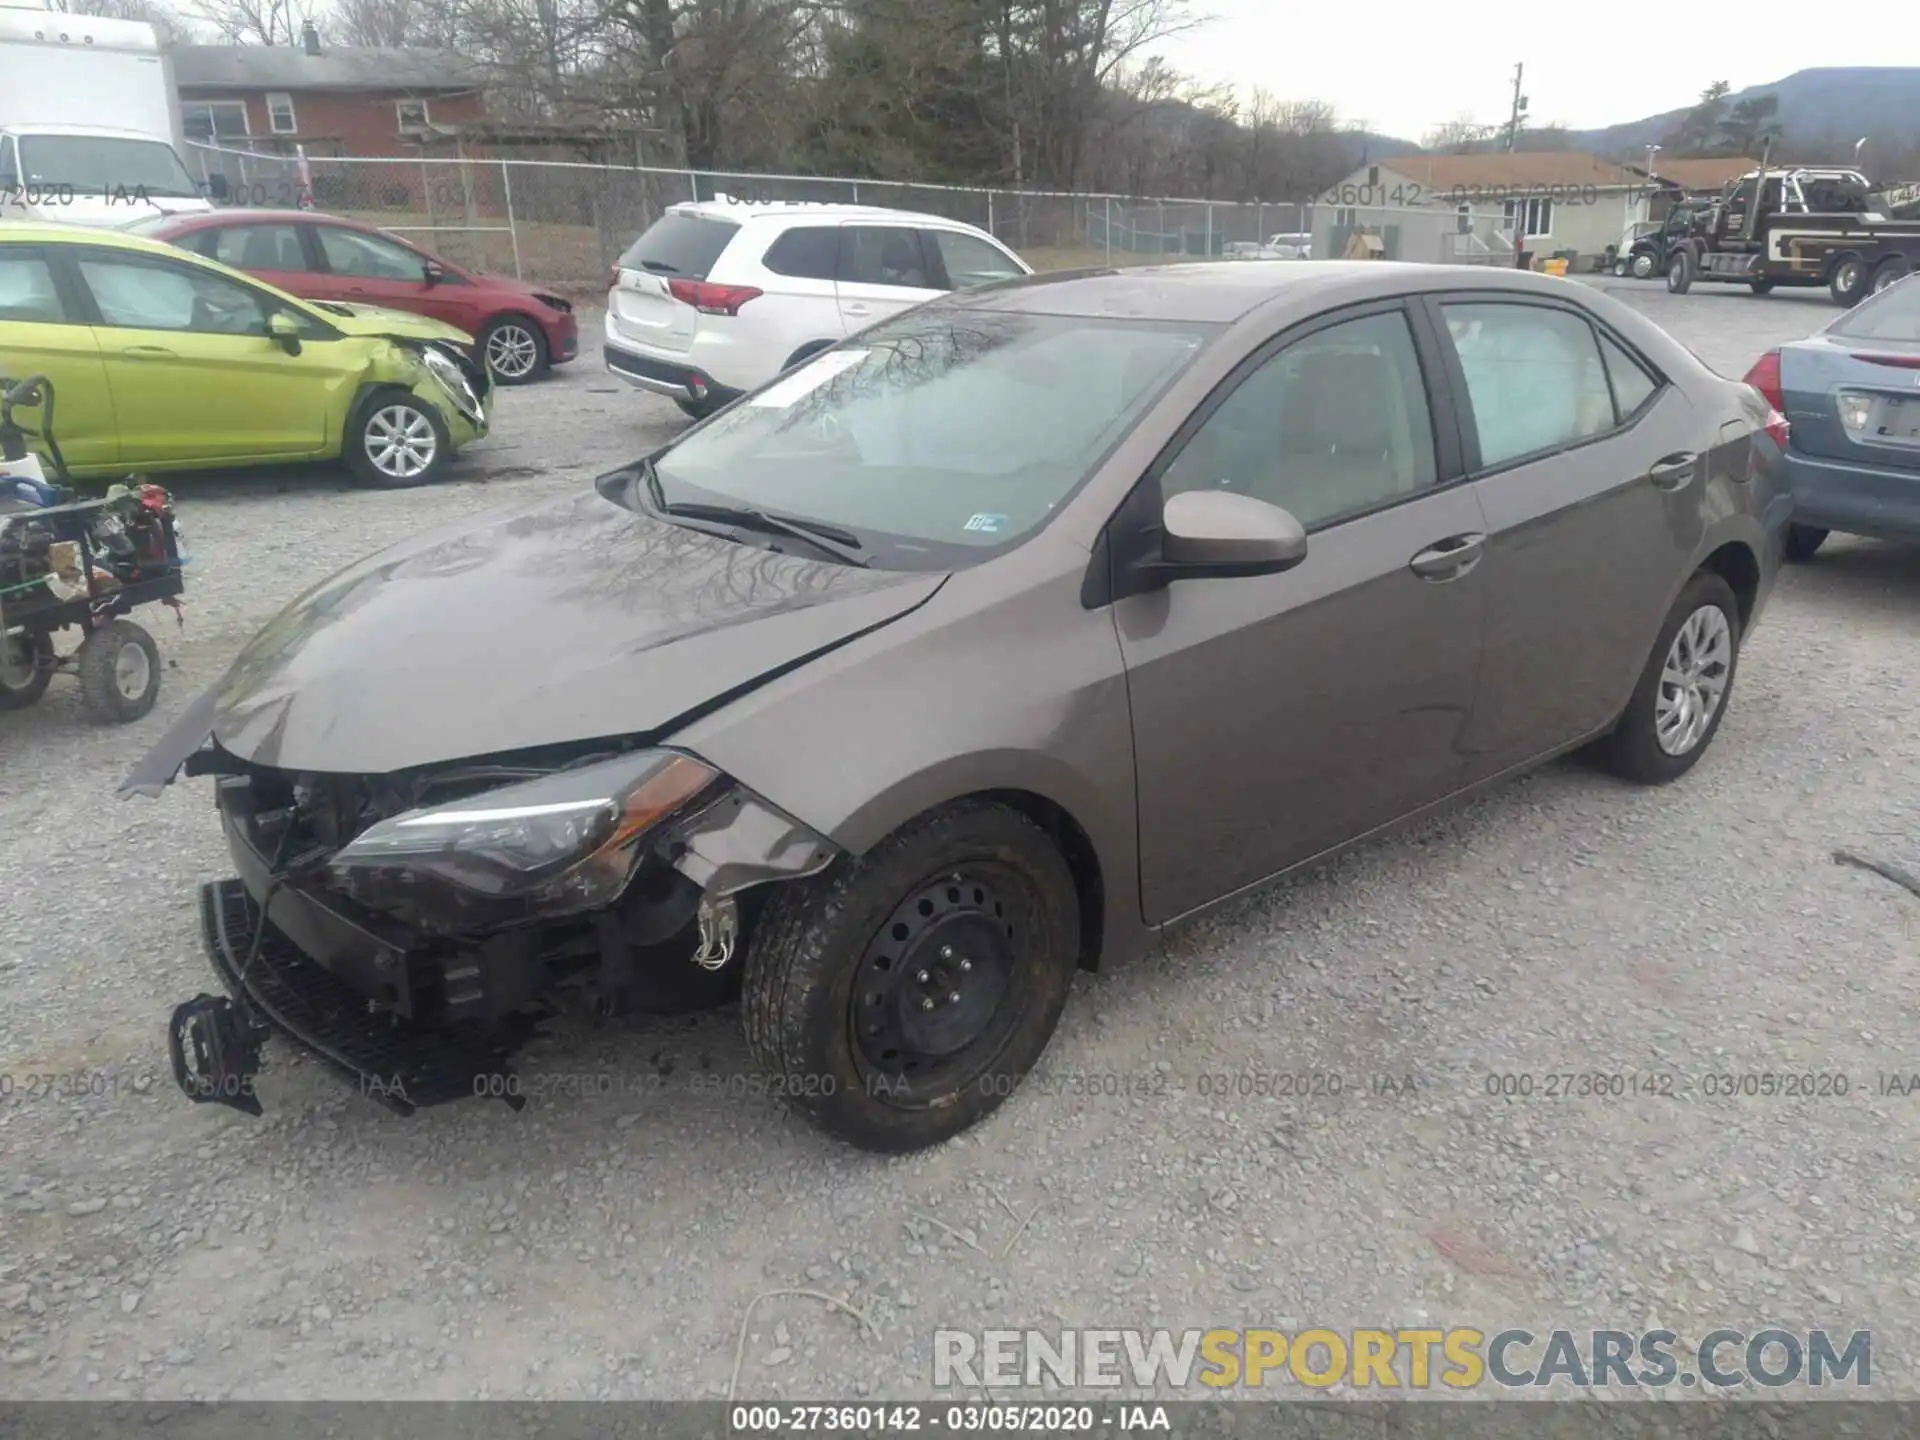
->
[1312, 152, 1673, 270]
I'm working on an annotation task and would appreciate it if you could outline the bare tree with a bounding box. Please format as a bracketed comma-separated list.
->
[188, 0, 317, 43]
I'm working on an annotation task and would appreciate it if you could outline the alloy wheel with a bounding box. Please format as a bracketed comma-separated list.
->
[485, 323, 540, 379]
[365, 406, 438, 480]
[1654, 605, 1732, 756]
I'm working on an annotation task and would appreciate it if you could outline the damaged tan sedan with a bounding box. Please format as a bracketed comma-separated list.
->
[129, 261, 1792, 1152]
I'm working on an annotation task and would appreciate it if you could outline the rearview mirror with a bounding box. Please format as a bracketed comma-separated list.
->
[1159, 489, 1307, 576]
[267, 310, 304, 355]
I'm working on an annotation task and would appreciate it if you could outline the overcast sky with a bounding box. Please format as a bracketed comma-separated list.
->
[1150, 5, 1863, 142]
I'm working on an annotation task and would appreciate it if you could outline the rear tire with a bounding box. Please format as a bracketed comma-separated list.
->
[1783, 524, 1829, 562]
[1830, 255, 1869, 306]
[741, 799, 1081, 1154]
[1667, 250, 1694, 294]
[0, 632, 52, 710]
[1870, 257, 1910, 296]
[1602, 571, 1740, 786]
[1749, 279, 1774, 295]
[675, 396, 723, 421]
[76, 619, 160, 724]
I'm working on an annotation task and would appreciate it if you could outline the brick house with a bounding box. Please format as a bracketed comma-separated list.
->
[172, 28, 491, 159]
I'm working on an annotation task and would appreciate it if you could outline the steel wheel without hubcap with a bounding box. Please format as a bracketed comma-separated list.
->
[1655, 605, 1732, 756]
[852, 868, 1020, 1088]
[484, 323, 540, 380]
[0, 632, 50, 709]
[112, 641, 151, 703]
[365, 405, 438, 481]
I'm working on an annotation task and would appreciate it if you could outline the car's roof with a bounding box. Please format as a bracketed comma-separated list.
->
[5, 123, 176, 140]
[154, 208, 367, 231]
[671, 198, 991, 229]
[942, 260, 1591, 323]
[0, 222, 196, 257]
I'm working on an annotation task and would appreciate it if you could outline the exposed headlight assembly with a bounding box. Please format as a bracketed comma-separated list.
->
[418, 343, 484, 422]
[329, 750, 717, 929]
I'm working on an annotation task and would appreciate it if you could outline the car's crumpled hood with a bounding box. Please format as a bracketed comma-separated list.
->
[194, 489, 946, 775]
[319, 303, 474, 345]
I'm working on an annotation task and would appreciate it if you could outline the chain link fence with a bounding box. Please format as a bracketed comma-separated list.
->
[184, 143, 1559, 292]
[185, 143, 1339, 292]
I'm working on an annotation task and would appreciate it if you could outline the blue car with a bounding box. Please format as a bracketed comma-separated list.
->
[1747, 274, 1920, 560]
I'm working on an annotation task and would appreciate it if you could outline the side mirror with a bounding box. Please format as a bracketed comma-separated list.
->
[422, 259, 444, 286]
[205, 172, 230, 202]
[267, 310, 304, 355]
[1158, 489, 1308, 577]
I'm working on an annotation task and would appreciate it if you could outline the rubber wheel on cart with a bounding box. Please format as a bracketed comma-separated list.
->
[1783, 524, 1829, 562]
[1830, 255, 1869, 307]
[1749, 279, 1774, 295]
[0, 631, 52, 710]
[1870, 257, 1911, 296]
[1667, 250, 1694, 294]
[1631, 251, 1656, 279]
[348, 390, 450, 488]
[479, 316, 548, 384]
[1612, 257, 1628, 277]
[76, 619, 160, 724]
[675, 395, 724, 421]
[1600, 571, 1741, 786]
[741, 799, 1081, 1154]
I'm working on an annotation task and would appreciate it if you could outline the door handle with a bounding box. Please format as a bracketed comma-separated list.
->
[1646, 451, 1697, 490]
[122, 345, 176, 360]
[1409, 532, 1485, 581]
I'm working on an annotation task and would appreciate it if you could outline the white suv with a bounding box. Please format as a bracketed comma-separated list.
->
[602, 198, 1032, 417]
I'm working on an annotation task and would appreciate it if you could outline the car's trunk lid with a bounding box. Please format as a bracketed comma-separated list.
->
[1780, 336, 1920, 471]
[610, 211, 739, 356]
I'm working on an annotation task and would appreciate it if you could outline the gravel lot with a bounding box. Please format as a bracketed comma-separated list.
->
[2, 284, 1917, 1405]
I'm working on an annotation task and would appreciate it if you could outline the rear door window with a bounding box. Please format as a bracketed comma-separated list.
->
[762, 226, 839, 280]
[619, 212, 740, 279]
[210, 223, 309, 272]
[1441, 301, 1617, 467]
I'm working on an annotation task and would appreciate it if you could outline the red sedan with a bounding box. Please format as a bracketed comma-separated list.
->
[134, 210, 579, 384]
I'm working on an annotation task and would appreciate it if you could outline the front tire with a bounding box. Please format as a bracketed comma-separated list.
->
[76, 619, 160, 724]
[0, 632, 52, 710]
[742, 800, 1081, 1154]
[1667, 250, 1693, 294]
[348, 391, 451, 488]
[1631, 251, 1655, 279]
[1602, 571, 1741, 785]
[480, 316, 548, 384]
[1784, 524, 1829, 562]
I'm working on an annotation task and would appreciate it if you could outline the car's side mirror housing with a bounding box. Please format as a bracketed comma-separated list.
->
[267, 310, 304, 355]
[205, 172, 230, 202]
[423, 259, 444, 286]
[1157, 489, 1308, 577]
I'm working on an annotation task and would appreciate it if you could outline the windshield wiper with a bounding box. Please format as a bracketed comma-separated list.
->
[635, 459, 869, 567]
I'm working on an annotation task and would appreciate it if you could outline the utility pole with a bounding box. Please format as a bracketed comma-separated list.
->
[1504, 63, 1529, 152]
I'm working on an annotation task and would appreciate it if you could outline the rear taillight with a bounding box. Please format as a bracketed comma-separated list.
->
[606, 265, 620, 291]
[667, 278, 763, 315]
[1742, 350, 1791, 449]
[1850, 352, 1920, 369]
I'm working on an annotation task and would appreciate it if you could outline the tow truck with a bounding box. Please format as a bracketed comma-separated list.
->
[1664, 149, 1920, 306]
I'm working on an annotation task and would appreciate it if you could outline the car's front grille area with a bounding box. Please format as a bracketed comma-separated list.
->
[201, 879, 531, 1113]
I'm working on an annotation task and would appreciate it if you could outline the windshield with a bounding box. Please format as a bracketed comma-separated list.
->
[644, 307, 1216, 568]
[1828, 274, 1920, 342]
[17, 136, 201, 199]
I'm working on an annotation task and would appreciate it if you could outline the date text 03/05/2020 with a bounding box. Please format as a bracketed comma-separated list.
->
[729, 1404, 1172, 1432]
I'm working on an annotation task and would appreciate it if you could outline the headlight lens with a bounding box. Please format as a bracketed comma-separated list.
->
[329, 750, 717, 926]
[419, 344, 483, 421]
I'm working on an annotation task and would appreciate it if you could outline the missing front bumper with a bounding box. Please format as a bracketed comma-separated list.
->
[179, 878, 531, 1117]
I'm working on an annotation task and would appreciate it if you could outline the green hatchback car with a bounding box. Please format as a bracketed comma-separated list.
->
[0, 223, 492, 488]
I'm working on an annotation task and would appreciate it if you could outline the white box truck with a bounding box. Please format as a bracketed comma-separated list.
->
[0, 7, 219, 227]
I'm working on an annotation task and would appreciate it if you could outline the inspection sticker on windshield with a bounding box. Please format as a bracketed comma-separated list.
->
[749, 348, 870, 408]
[963, 513, 1008, 534]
